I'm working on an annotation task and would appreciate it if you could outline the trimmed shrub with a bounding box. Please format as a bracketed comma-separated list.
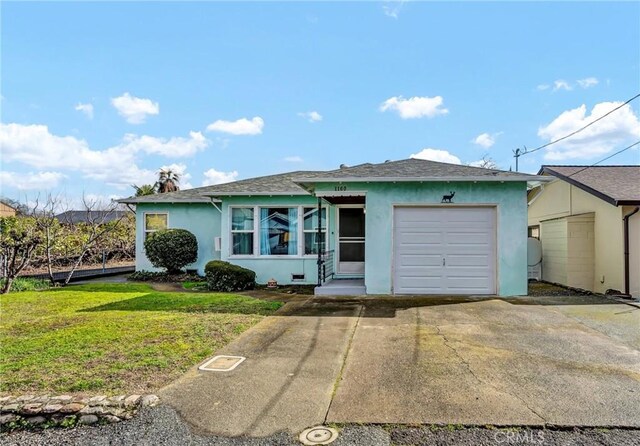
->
[144, 229, 198, 274]
[205, 260, 256, 292]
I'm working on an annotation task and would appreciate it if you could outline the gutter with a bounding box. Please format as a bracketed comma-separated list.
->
[623, 206, 640, 296]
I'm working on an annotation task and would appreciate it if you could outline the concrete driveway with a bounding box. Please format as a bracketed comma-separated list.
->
[159, 293, 640, 437]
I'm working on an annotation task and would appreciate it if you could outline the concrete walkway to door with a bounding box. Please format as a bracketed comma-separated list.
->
[159, 293, 640, 437]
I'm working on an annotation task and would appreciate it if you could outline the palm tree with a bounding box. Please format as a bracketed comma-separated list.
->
[132, 184, 157, 197]
[156, 169, 180, 193]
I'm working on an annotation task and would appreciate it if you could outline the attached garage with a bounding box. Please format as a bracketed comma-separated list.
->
[393, 207, 497, 295]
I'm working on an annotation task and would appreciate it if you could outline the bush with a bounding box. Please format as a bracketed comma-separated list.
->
[144, 229, 198, 274]
[205, 260, 256, 292]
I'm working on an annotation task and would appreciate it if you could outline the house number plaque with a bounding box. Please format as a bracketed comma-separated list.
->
[334, 185, 347, 191]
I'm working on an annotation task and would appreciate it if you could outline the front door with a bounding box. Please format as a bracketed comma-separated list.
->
[337, 207, 365, 274]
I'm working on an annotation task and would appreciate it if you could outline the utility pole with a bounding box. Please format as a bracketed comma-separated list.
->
[513, 146, 526, 172]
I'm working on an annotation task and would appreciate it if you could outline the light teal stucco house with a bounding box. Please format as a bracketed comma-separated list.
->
[120, 158, 547, 296]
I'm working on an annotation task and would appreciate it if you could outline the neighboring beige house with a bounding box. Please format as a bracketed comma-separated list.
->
[528, 165, 640, 297]
[0, 201, 17, 217]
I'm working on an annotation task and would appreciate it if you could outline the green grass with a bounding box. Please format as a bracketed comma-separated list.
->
[0, 277, 50, 292]
[0, 283, 282, 395]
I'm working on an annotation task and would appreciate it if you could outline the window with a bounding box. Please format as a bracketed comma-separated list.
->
[259, 207, 298, 255]
[528, 225, 540, 239]
[144, 213, 167, 240]
[231, 208, 254, 255]
[303, 207, 327, 255]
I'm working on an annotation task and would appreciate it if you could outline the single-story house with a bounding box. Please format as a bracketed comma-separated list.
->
[528, 165, 640, 297]
[120, 158, 548, 296]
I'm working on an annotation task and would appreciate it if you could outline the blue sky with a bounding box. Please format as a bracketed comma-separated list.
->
[1, 1, 639, 203]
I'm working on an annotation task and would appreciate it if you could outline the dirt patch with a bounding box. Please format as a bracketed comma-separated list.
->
[527, 281, 594, 297]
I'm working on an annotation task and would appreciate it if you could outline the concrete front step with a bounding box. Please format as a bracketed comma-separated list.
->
[314, 280, 366, 296]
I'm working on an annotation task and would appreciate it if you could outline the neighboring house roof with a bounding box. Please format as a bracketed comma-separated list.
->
[540, 165, 640, 206]
[55, 210, 129, 224]
[119, 159, 546, 204]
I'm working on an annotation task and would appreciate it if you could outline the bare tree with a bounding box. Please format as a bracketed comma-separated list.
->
[62, 196, 127, 285]
[469, 155, 499, 170]
[31, 194, 67, 283]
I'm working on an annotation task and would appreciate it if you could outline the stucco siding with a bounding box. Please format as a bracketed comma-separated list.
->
[135, 203, 221, 275]
[314, 181, 529, 296]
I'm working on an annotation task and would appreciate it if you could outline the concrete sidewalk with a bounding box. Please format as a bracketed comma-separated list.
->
[159, 298, 361, 437]
[160, 294, 640, 437]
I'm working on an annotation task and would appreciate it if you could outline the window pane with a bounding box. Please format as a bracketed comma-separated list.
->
[232, 233, 253, 255]
[340, 242, 365, 261]
[232, 208, 254, 231]
[145, 214, 167, 231]
[339, 208, 365, 237]
[305, 232, 326, 255]
[303, 207, 327, 231]
[260, 207, 297, 255]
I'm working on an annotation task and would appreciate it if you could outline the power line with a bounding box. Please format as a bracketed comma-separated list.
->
[565, 140, 640, 178]
[513, 93, 640, 170]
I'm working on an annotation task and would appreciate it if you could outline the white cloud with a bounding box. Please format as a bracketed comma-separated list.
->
[206, 117, 264, 135]
[0, 123, 209, 188]
[538, 101, 640, 160]
[75, 103, 94, 119]
[382, 0, 406, 19]
[118, 131, 208, 157]
[577, 77, 599, 89]
[111, 92, 159, 124]
[298, 111, 322, 123]
[409, 148, 461, 164]
[380, 96, 448, 119]
[283, 156, 303, 163]
[471, 132, 501, 149]
[0, 171, 66, 190]
[553, 80, 573, 91]
[537, 84, 550, 91]
[202, 168, 238, 186]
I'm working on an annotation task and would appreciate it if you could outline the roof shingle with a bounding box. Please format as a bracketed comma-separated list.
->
[541, 165, 640, 205]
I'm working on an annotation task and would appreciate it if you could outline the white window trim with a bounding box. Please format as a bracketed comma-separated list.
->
[303, 206, 328, 257]
[229, 206, 256, 257]
[228, 205, 329, 259]
[143, 212, 169, 241]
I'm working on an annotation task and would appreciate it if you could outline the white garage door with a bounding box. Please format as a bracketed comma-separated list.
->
[393, 207, 497, 295]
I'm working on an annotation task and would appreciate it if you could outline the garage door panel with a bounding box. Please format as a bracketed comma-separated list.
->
[393, 207, 496, 295]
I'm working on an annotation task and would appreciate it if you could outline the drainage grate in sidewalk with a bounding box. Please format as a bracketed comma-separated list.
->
[198, 355, 246, 372]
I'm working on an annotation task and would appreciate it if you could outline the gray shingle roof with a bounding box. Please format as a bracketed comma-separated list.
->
[119, 159, 543, 204]
[541, 165, 640, 205]
[298, 158, 533, 181]
[55, 210, 129, 224]
[118, 171, 324, 204]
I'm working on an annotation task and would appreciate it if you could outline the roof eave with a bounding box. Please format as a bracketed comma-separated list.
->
[203, 191, 311, 197]
[117, 197, 217, 204]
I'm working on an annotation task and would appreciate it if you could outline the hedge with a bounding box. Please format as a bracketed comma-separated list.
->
[205, 260, 256, 292]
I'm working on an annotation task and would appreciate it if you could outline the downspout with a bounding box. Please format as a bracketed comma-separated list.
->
[623, 206, 639, 296]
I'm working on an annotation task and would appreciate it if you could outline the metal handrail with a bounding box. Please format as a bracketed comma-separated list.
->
[317, 250, 335, 286]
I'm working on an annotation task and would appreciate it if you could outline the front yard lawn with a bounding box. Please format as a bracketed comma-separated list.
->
[0, 283, 283, 395]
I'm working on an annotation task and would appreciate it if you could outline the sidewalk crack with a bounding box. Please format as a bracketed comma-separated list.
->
[434, 324, 547, 424]
[323, 304, 363, 423]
